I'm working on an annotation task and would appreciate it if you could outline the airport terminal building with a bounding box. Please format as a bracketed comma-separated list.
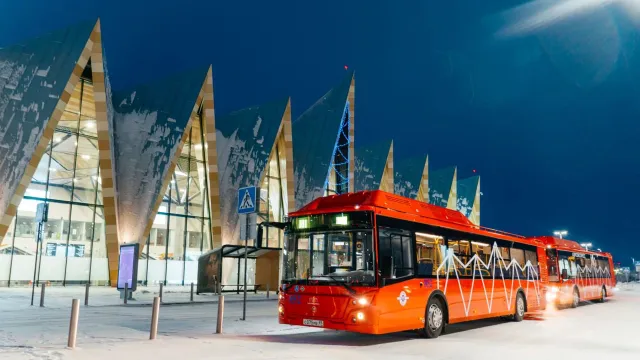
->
[0, 20, 480, 287]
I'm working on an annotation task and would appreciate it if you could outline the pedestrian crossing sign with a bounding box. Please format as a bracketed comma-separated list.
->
[237, 186, 257, 214]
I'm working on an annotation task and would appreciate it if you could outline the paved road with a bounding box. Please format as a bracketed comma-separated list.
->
[1, 284, 638, 359]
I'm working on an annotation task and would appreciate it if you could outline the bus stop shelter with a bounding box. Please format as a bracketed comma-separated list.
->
[196, 245, 281, 294]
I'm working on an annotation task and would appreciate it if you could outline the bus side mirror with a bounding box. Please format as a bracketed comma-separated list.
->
[561, 269, 568, 280]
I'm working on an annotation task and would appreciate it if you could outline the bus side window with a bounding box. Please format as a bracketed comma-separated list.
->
[448, 239, 471, 271]
[494, 243, 511, 278]
[597, 258, 610, 278]
[510, 247, 526, 278]
[469, 240, 491, 277]
[604, 259, 611, 277]
[415, 232, 444, 276]
[568, 256, 577, 278]
[524, 249, 538, 278]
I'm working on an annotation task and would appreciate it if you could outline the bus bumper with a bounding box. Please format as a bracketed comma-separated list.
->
[279, 308, 380, 334]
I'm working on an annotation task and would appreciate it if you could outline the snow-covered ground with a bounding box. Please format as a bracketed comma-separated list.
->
[0, 284, 273, 309]
[0, 284, 639, 359]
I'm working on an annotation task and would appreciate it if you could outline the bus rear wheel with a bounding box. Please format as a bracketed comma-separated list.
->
[513, 293, 525, 322]
[421, 297, 445, 338]
[598, 287, 606, 303]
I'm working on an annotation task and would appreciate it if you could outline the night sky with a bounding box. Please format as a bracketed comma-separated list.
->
[1, 0, 638, 263]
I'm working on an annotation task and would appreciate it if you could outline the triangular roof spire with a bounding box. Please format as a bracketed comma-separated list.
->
[293, 71, 353, 209]
[110, 66, 210, 246]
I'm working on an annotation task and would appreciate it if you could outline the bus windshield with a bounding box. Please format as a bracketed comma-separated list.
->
[283, 212, 376, 287]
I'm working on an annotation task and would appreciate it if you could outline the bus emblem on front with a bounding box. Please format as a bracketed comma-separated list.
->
[308, 296, 320, 305]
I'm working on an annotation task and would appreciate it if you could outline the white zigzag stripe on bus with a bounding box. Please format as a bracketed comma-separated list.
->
[575, 264, 612, 298]
[436, 242, 542, 317]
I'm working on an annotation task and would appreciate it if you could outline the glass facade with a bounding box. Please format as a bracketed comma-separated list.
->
[0, 71, 286, 289]
[138, 106, 213, 285]
[0, 73, 109, 286]
[0, 74, 215, 288]
[258, 130, 289, 249]
[325, 104, 350, 196]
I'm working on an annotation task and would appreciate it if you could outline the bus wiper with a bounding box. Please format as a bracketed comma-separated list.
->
[325, 275, 356, 295]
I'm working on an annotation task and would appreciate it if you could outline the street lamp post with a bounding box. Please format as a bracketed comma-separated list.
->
[553, 230, 568, 239]
[580, 242, 592, 251]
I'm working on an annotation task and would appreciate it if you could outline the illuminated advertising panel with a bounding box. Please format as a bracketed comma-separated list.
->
[117, 244, 139, 291]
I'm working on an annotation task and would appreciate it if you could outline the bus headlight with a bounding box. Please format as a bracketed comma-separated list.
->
[278, 305, 284, 315]
[546, 292, 556, 302]
[357, 312, 365, 321]
[551, 286, 559, 293]
[357, 297, 368, 306]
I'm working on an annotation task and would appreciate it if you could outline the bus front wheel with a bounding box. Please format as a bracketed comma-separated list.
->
[421, 297, 445, 338]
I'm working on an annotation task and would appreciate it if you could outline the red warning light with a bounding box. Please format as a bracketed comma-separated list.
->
[472, 169, 476, 173]
[344, 65, 348, 70]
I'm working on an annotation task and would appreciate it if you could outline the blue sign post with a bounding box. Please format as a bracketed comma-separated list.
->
[237, 186, 257, 214]
[237, 186, 257, 321]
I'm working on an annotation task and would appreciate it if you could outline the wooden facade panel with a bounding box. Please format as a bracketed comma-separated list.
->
[202, 67, 222, 249]
[380, 141, 395, 193]
[86, 21, 120, 286]
[419, 156, 429, 202]
[447, 167, 458, 210]
[283, 99, 296, 214]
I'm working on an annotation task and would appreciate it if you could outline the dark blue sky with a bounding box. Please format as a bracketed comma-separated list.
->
[2, 0, 638, 263]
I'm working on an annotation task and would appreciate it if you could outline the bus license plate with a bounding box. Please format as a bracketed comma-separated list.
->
[303, 319, 324, 327]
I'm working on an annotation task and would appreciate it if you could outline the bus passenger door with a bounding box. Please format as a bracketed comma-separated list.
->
[376, 228, 423, 333]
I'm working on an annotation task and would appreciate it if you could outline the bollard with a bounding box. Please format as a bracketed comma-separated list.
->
[216, 295, 224, 334]
[150, 296, 160, 340]
[190, 282, 194, 302]
[124, 283, 129, 304]
[39, 282, 46, 307]
[84, 283, 90, 306]
[67, 299, 80, 349]
[159, 283, 163, 303]
[267, 284, 270, 299]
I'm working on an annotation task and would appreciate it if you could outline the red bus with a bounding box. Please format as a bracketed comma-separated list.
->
[532, 236, 615, 308]
[278, 190, 547, 337]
